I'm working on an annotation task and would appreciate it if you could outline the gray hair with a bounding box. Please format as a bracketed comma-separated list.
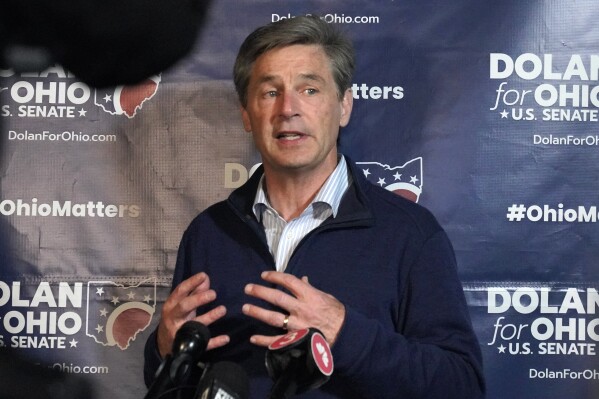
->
[233, 15, 355, 107]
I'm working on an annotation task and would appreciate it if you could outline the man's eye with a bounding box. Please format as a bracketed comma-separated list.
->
[265, 91, 278, 97]
[305, 88, 318, 95]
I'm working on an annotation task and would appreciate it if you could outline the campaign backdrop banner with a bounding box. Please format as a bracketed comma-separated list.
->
[1, 1, 598, 398]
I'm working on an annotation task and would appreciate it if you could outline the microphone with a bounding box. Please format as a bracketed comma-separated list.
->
[265, 328, 334, 399]
[0, 347, 94, 399]
[194, 361, 249, 399]
[1, 0, 213, 87]
[145, 321, 211, 399]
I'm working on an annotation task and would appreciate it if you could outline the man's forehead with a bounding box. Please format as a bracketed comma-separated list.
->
[250, 44, 333, 82]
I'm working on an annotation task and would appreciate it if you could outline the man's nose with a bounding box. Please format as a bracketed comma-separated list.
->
[278, 91, 300, 118]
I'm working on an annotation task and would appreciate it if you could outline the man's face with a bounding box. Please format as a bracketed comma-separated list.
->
[241, 44, 353, 176]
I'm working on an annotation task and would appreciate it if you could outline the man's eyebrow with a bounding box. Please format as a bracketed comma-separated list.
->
[255, 74, 278, 86]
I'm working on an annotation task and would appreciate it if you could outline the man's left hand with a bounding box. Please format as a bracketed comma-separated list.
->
[242, 271, 345, 347]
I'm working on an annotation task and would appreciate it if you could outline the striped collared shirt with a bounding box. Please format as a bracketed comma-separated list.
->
[253, 156, 351, 272]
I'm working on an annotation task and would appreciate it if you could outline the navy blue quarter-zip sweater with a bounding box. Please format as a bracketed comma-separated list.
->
[144, 157, 485, 399]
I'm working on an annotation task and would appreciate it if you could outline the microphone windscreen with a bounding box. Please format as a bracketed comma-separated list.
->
[0, 348, 94, 399]
[173, 320, 211, 358]
[1, 0, 213, 87]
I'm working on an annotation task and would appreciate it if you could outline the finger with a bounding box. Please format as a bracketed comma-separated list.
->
[190, 280, 211, 297]
[244, 282, 297, 311]
[169, 288, 217, 318]
[170, 272, 210, 301]
[194, 305, 227, 327]
[242, 303, 289, 329]
[206, 335, 230, 351]
[248, 334, 282, 348]
[260, 271, 309, 299]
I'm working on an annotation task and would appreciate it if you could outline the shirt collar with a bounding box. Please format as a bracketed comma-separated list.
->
[252, 155, 351, 220]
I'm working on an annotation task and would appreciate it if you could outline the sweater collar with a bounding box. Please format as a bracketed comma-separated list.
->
[227, 155, 374, 227]
[252, 155, 350, 221]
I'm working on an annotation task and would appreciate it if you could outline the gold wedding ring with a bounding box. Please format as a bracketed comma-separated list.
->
[283, 315, 289, 330]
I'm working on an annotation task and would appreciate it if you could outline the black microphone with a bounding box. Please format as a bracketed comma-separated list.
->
[265, 328, 334, 399]
[0, 347, 94, 399]
[194, 361, 249, 399]
[1, 0, 213, 88]
[145, 321, 211, 399]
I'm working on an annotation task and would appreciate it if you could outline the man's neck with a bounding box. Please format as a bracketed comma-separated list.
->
[263, 161, 337, 222]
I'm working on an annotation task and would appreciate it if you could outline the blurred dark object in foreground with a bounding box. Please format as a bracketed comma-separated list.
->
[0, 348, 94, 399]
[0, 0, 212, 88]
[0, 3, 212, 398]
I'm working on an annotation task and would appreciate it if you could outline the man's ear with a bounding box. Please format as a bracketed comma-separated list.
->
[339, 88, 353, 127]
[240, 105, 252, 132]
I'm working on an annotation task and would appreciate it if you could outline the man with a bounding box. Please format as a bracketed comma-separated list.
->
[144, 15, 485, 398]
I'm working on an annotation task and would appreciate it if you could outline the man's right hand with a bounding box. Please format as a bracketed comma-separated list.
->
[156, 272, 229, 358]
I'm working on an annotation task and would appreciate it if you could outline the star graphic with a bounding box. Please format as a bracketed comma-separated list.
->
[103, 94, 112, 103]
[362, 168, 371, 178]
[144, 295, 152, 303]
[410, 175, 419, 184]
[498, 344, 506, 353]
[96, 287, 104, 296]
[500, 109, 509, 118]
[111, 296, 120, 305]
[393, 172, 402, 181]
[95, 324, 104, 333]
[78, 108, 87, 117]
[127, 291, 136, 300]
[377, 177, 386, 186]
[69, 339, 78, 348]
[100, 308, 108, 317]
